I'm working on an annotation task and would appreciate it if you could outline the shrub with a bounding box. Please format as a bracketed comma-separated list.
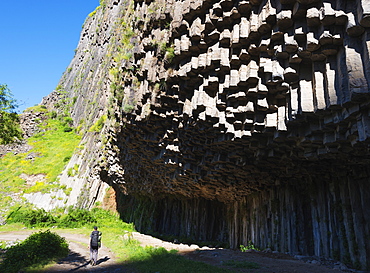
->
[49, 110, 57, 119]
[0, 230, 69, 273]
[6, 207, 56, 228]
[0, 111, 22, 144]
[164, 46, 175, 63]
[58, 208, 96, 228]
[123, 104, 135, 112]
[88, 115, 107, 132]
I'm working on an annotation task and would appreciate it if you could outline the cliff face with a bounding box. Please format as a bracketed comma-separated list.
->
[43, 0, 370, 269]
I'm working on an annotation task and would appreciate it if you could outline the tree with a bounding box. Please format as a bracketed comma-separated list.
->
[0, 84, 22, 144]
[0, 84, 18, 112]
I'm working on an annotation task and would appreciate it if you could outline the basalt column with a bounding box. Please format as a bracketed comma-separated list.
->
[90, 0, 370, 270]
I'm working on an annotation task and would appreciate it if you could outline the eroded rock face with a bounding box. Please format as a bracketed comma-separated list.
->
[45, 0, 370, 269]
[0, 111, 45, 157]
[109, 0, 370, 205]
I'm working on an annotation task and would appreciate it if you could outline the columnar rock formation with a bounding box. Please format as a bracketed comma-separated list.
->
[43, 0, 370, 269]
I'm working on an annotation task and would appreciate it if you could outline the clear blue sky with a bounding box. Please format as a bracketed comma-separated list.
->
[1, 1, 99, 112]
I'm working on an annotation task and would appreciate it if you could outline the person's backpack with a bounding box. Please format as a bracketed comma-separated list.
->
[91, 230, 102, 248]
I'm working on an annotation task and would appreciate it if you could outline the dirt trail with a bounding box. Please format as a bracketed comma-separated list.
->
[0, 230, 349, 272]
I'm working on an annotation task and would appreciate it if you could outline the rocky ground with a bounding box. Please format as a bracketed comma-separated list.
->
[0, 230, 359, 273]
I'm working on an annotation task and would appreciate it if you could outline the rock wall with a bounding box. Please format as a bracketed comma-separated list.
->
[44, 0, 370, 269]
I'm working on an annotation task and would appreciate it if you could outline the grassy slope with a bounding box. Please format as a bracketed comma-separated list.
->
[0, 115, 81, 211]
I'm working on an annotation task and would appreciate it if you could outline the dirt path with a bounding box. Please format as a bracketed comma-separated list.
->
[0, 231, 125, 272]
[0, 230, 350, 272]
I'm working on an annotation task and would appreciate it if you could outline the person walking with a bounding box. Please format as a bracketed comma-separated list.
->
[90, 226, 102, 266]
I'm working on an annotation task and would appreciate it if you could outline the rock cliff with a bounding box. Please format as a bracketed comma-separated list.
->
[42, 0, 370, 270]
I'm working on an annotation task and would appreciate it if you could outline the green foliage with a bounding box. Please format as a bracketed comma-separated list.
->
[63, 187, 72, 196]
[0, 230, 68, 273]
[6, 207, 96, 228]
[55, 85, 64, 93]
[0, 118, 81, 211]
[109, 67, 120, 81]
[0, 84, 22, 144]
[164, 46, 175, 63]
[6, 207, 56, 228]
[67, 164, 79, 177]
[0, 111, 22, 144]
[58, 208, 96, 228]
[240, 241, 259, 252]
[0, 84, 17, 111]
[48, 110, 57, 119]
[24, 181, 59, 194]
[88, 5, 100, 17]
[24, 105, 47, 113]
[99, 0, 106, 8]
[88, 115, 107, 132]
[123, 104, 135, 113]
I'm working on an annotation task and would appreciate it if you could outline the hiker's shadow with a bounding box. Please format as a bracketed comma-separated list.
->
[96, 256, 110, 265]
[69, 256, 110, 271]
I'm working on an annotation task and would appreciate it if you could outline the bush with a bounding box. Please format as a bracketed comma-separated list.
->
[6, 207, 56, 228]
[58, 208, 96, 228]
[0, 230, 69, 273]
[63, 127, 73, 132]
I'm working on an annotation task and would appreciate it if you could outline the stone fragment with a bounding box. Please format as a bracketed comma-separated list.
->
[313, 63, 326, 110]
[265, 112, 277, 128]
[306, 32, 320, 51]
[231, 23, 240, 45]
[284, 67, 299, 83]
[230, 69, 239, 86]
[220, 0, 233, 11]
[239, 49, 250, 63]
[284, 33, 298, 53]
[320, 2, 335, 26]
[180, 34, 190, 52]
[240, 17, 250, 40]
[345, 45, 369, 100]
[249, 12, 260, 41]
[276, 10, 293, 29]
[189, 17, 204, 42]
[237, 0, 251, 16]
[335, 10, 347, 25]
[319, 30, 333, 45]
[289, 84, 299, 117]
[220, 29, 231, 47]
[359, 0, 370, 27]
[257, 97, 269, 110]
[325, 59, 339, 108]
[346, 13, 365, 36]
[277, 106, 287, 131]
[300, 79, 314, 113]
[220, 48, 230, 71]
[307, 7, 320, 27]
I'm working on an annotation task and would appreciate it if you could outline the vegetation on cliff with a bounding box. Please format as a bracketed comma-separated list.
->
[0, 107, 81, 214]
[0, 84, 22, 144]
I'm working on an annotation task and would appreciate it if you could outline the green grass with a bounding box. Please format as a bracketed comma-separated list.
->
[0, 117, 81, 211]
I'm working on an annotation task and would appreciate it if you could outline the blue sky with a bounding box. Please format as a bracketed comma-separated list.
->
[1, 1, 99, 112]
